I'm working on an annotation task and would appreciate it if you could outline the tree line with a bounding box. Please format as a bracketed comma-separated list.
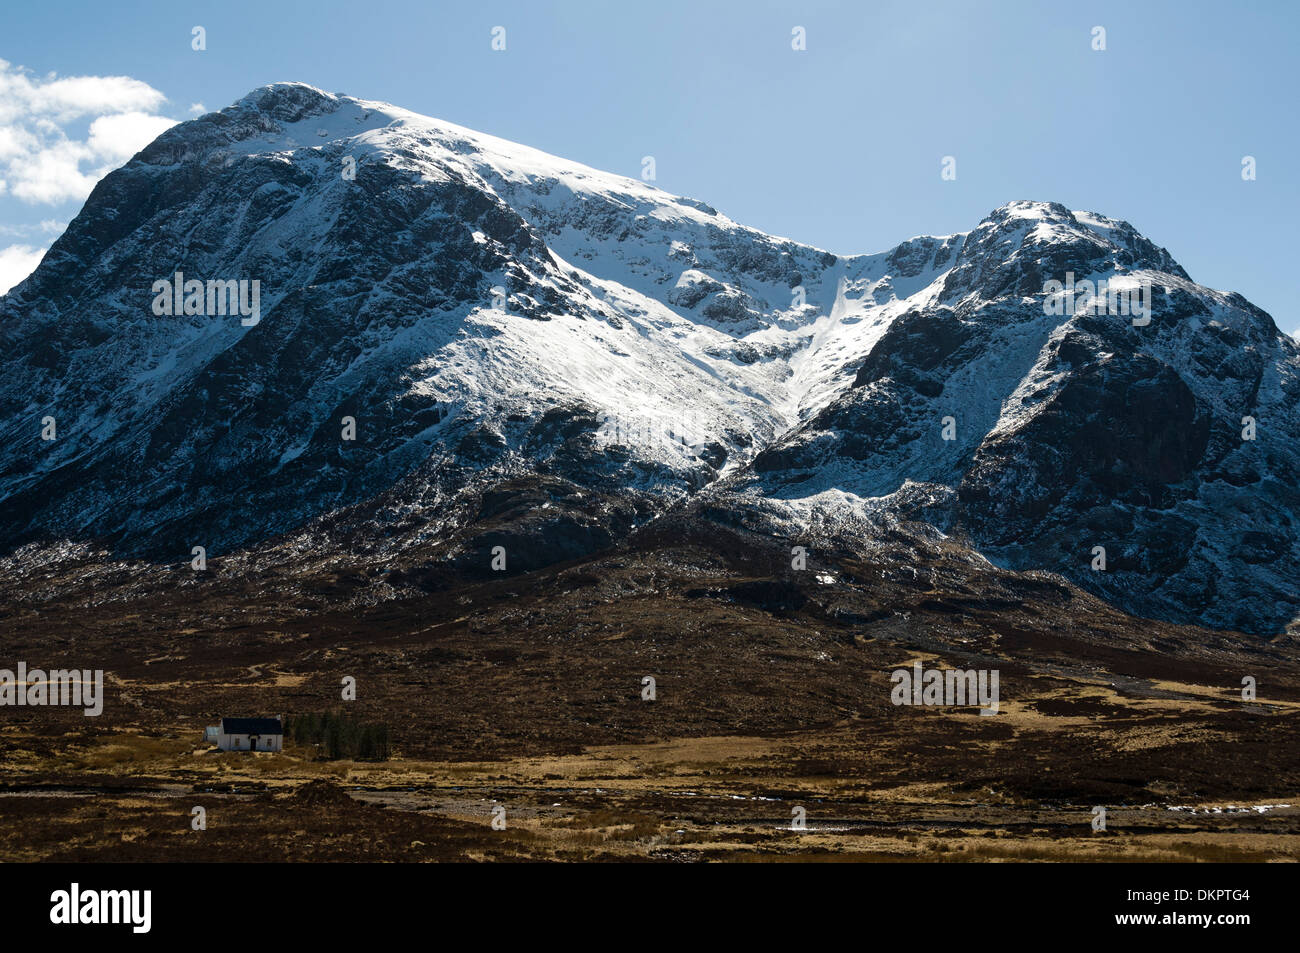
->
[286, 710, 392, 761]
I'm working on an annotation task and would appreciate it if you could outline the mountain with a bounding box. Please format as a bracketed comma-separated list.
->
[0, 83, 1296, 636]
[707, 201, 1300, 636]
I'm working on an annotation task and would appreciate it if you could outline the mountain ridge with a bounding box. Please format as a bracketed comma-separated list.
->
[1, 82, 1296, 636]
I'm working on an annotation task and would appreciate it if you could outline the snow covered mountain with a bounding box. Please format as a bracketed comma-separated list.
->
[709, 200, 1300, 635]
[1, 83, 1296, 636]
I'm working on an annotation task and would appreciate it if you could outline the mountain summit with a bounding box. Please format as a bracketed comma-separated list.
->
[1, 83, 1296, 635]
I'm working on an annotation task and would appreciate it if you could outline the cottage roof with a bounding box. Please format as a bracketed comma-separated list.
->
[221, 717, 282, 735]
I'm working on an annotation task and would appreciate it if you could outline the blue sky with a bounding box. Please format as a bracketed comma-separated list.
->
[2, 0, 1296, 334]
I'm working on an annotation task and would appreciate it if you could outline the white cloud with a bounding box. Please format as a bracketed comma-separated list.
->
[10, 138, 97, 204]
[0, 124, 37, 161]
[87, 111, 177, 163]
[0, 59, 178, 206]
[0, 243, 47, 295]
[0, 60, 166, 123]
[0, 220, 67, 242]
[188, 102, 206, 117]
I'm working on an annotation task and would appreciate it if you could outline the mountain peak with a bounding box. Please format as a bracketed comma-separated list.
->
[232, 82, 340, 119]
[938, 200, 1190, 308]
[985, 199, 1074, 220]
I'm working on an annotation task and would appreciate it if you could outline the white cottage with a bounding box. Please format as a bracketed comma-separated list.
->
[217, 716, 284, 752]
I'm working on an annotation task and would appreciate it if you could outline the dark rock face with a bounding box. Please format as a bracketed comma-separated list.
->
[853, 308, 973, 395]
[0, 133, 556, 556]
[959, 353, 1212, 524]
[886, 234, 964, 277]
